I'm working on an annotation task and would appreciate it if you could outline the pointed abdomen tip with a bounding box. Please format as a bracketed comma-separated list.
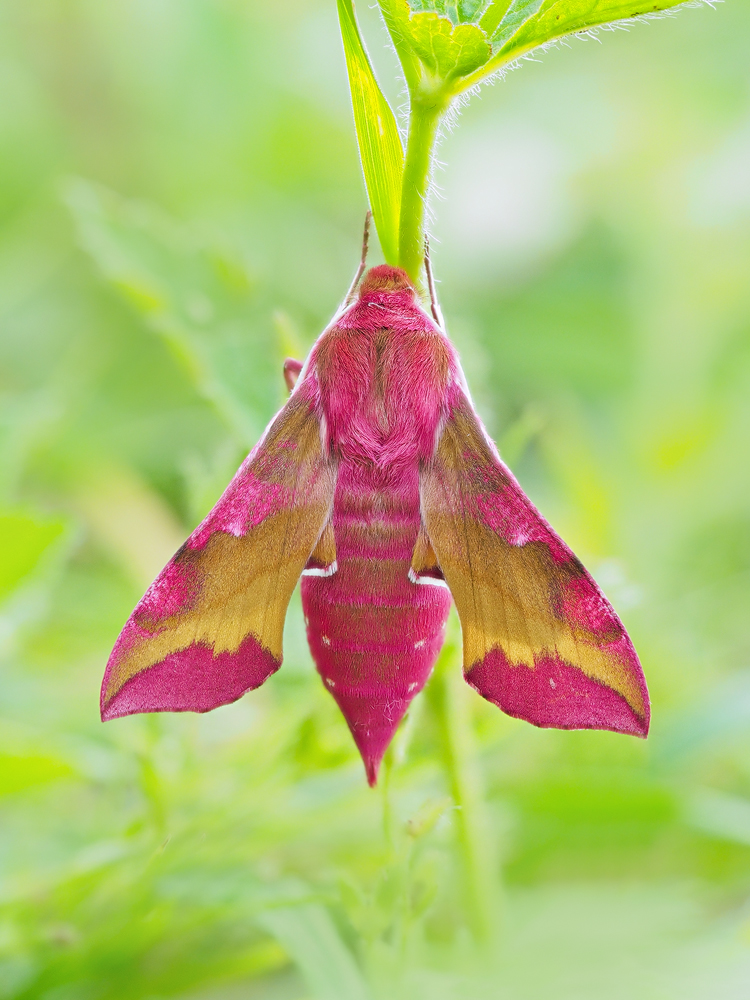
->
[365, 758, 380, 787]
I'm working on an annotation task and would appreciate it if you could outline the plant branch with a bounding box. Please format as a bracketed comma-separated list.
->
[397, 94, 445, 283]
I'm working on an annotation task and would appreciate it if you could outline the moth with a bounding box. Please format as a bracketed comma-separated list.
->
[101, 248, 649, 785]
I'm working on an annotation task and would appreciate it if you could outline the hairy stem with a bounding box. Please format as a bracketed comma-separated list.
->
[397, 96, 445, 283]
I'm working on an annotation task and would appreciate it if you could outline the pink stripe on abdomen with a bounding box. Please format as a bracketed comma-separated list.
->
[300, 462, 452, 784]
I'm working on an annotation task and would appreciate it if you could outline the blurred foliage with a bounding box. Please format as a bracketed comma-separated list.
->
[1, 0, 749, 997]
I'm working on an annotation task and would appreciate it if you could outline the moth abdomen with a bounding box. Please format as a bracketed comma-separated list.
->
[301, 470, 451, 785]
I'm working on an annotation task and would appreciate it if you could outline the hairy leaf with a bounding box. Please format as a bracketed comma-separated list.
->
[458, 0, 493, 20]
[478, 0, 516, 35]
[407, 0, 493, 22]
[490, 0, 546, 47]
[499, 0, 696, 61]
[408, 12, 492, 80]
[337, 0, 404, 264]
[385, 0, 697, 97]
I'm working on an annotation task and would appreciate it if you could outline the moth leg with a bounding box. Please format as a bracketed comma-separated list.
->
[283, 357, 303, 393]
[343, 210, 372, 308]
[424, 235, 444, 331]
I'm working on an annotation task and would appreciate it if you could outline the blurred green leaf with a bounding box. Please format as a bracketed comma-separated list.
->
[337, 0, 404, 264]
[405, 796, 453, 839]
[657, 670, 750, 765]
[686, 788, 750, 847]
[471, 226, 636, 403]
[258, 904, 370, 1000]
[0, 511, 66, 604]
[65, 179, 277, 447]
[0, 753, 74, 797]
[0, 956, 35, 1000]
[73, 464, 186, 590]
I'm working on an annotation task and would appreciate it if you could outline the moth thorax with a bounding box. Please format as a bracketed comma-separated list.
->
[359, 265, 414, 296]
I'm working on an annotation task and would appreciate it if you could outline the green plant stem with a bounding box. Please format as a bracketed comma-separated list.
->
[397, 95, 445, 282]
[428, 616, 499, 949]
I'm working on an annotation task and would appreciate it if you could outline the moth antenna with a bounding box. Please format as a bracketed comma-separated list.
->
[343, 210, 372, 307]
[424, 235, 445, 331]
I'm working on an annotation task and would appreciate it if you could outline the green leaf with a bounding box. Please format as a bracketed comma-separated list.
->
[0, 752, 74, 797]
[686, 788, 750, 847]
[406, 0, 493, 22]
[392, 0, 697, 98]
[458, 0, 493, 21]
[337, 0, 404, 264]
[478, 0, 515, 35]
[408, 12, 492, 80]
[490, 0, 546, 47]
[258, 904, 370, 1000]
[65, 179, 276, 447]
[407, 0, 451, 13]
[656, 669, 750, 766]
[0, 511, 66, 604]
[499, 0, 696, 60]
[378, 0, 424, 92]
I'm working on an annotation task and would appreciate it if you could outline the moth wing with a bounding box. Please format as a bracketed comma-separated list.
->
[420, 388, 649, 736]
[101, 388, 335, 720]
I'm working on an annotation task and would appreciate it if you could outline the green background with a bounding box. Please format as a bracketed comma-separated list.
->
[1, 1, 750, 997]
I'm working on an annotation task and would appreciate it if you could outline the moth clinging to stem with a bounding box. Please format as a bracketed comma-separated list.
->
[101, 219, 650, 785]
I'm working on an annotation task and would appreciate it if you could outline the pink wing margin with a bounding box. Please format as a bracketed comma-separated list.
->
[421, 385, 650, 737]
[101, 383, 336, 720]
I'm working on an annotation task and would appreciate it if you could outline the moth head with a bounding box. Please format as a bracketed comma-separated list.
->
[358, 265, 414, 298]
